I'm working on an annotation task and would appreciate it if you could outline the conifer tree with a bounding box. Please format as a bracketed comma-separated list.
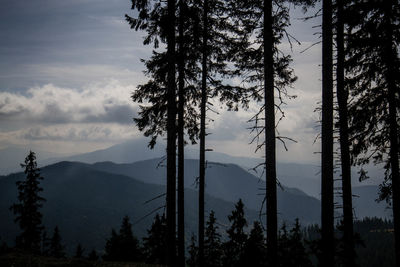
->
[204, 211, 222, 267]
[187, 234, 199, 267]
[321, 0, 334, 266]
[241, 221, 266, 267]
[345, 0, 400, 264]
[142, 213, 167, 265]
[49, 226, 65, 258]
[335, 0, 355, 265]
[10, 151, 45, 253]
[103, 229, 119, 261]
[41, 230, 50, 256]
[74, 243, 84, 258]
[103, 216, 141, 262]
[223, 199, 248, 267]
[228, 1, 298, 264]
[87, 249, 99, 261]
[125, 2, 177, 264]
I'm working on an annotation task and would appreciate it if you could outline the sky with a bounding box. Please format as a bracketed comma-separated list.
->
[0, 0, 323, 165]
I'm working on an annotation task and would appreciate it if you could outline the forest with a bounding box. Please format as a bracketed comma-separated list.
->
[0, 0, 399, 266]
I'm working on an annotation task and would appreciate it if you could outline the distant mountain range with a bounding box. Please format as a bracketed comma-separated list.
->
[0, 139, 385, 198]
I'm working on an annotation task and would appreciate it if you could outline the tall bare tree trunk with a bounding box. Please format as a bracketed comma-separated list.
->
[383, 1, 400, 265]
[198, 0, 208, 266]
[167, 0, 176, 265]
[321, 0, 334, 266]
[177, 0, 185, 265]
[264, 0, 277, 266]
[336, 1, 355, 266]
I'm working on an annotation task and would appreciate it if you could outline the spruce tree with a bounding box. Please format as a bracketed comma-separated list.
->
[87, 249, 99, 261]
[103, 216, 141, 262]
[228, 2, 298, 264]
[142, 213, 167, 265]
[204, 210, 222, 267]
[241, 221, 266, 267]
[335, 0, 355, 265]
[10, 151, 45, 253]
[345, 0, 400, 264]
[75, 243, 84, 258]
[321, 0, 334, 266]
[49, 226, 65, 258]
[223, 199, 248, 267]
[187, 234, 199, 267]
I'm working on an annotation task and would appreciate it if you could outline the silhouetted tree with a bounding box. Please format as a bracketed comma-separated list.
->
[321, 0, 334, 266]
[241, 221, 266, 267]
[10, 151, 45, 253]
[278, 219, 313, 267]
[222, 199, 248, 267]
[41, 230, 50, 256]
[187, 233, 198, 267]
[142, 213, 167, 265]
[345, 0, 400, 264]
[87, 249, 99, 261]
[49, 226, 65, 258]
[229, 1, 298, 264]
[0, 238, 9, 256]
[74, 243, 84, 259]
[103, 216, 141, 262]
[204, 210, 222, 267]
[103, 228, 118, 260]
[335, 0, 355, 266]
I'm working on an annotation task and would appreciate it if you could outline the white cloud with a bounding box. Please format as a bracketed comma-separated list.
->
[0, 80, 139, 125]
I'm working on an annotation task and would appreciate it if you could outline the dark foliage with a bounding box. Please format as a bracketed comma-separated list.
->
[87, 249, 99, 262]
[103, 215, 141, 262]
[222, 199, 248, 267]
[142, 213, 167, 265]
[187, 234, 198, 267]
[204, 211, 222, 267]
[278, 219, 312, 267]
[9, 151, 45, 254]
[49, 226, 65, 258]
[74, 243, 84, 259]
[241, 221, 266, 267]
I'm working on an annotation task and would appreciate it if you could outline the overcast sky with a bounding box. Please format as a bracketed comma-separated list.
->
[0, 0, 323, 164]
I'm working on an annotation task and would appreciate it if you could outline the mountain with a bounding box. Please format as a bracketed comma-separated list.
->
[0, 161, 259, 255]
[89, 158, 321, 225]
[352, 185, 392, 219]
[1, 139, 385, 199]
[89, 158, 391, 221]
[0, 145, 70, 175]
[50, 139, 385, 198]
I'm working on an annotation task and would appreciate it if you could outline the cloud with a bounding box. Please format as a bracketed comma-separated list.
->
[19, 123, 135, 142]
[0, 81, 138, 125]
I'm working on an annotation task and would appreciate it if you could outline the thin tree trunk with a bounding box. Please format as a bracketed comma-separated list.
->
[336, 1, 355, 266]
[264, 0, 277, 266]
[383, 1, 400, 265]
[167, 0, 176, 265]
[321, 0, 334, 266]
[177, 0, 185, 265]
[198, 0, 208, 266]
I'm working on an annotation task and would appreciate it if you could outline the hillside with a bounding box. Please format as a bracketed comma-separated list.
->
[0, 162, 259, 255]
[89, 158, 321, 225]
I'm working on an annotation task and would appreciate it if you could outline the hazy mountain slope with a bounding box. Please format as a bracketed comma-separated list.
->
[46, 139, 384, 198]
[90, 158, 321, 225]
[0, 162, 259, 254]
[0, 146, 70, 175]
[352, 185, 393, 219]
